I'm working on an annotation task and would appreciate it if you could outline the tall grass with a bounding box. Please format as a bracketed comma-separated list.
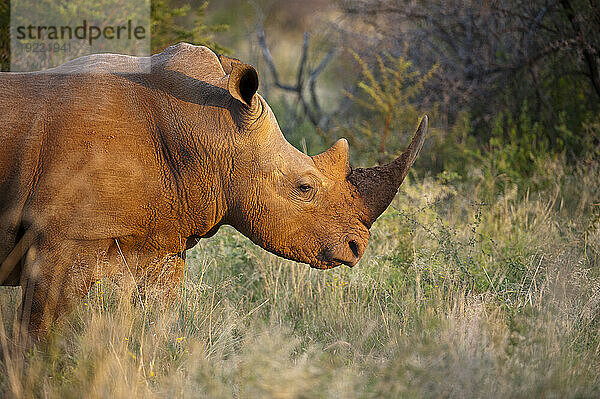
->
[1, 156, 599, 398]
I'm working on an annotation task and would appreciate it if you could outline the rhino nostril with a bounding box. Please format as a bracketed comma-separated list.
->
[348, 240, 359, 259]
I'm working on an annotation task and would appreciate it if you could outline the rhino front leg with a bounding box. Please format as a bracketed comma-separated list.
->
[130, 252, 186, 306]
[19, 238, 115, 338]
[19, 238, 186, 338]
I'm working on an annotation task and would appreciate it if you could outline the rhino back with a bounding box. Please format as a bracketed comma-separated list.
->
[0, 44, 231, 243]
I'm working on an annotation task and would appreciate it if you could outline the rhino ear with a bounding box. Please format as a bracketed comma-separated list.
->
[312, 138, 351, 180]
[219, 54, 243, 74]
[227, 62, 259, 107]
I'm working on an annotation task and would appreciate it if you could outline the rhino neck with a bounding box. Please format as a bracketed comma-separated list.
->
[217, 112, 310, 248]
[150, 103, 231, 239]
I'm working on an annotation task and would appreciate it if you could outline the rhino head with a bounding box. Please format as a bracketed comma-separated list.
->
[219, 58, 427, 269]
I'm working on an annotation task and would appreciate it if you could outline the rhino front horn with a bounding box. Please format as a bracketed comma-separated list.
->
[348, 116, 428, 226]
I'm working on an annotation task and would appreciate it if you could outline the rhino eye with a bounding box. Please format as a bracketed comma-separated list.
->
[295, 176, 317, 201]
[298, 184, 313, 193]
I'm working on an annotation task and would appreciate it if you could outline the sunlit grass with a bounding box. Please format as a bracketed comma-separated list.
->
[1, 158, 599, 398]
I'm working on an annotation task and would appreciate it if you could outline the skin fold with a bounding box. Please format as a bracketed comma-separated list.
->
[0, 43, 427, 336]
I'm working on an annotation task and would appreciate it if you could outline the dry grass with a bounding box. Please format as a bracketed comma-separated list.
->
[1, 158, 599, 398]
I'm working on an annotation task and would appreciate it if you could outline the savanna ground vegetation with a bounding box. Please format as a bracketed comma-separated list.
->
[1, 0, 600, 397]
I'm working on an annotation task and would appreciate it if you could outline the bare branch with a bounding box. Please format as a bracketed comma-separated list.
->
[560, 0, 600, 97]
[257, 29, 297, 92]
[309, 49, 335, 121]
[257, 28, 337, 130]
[296, 33, 309, 91]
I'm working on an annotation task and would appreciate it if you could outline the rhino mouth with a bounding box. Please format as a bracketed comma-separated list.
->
[314, 248, 354, 269]
[258, 243, 342, 270]
[257, 237, 358, 269]
[333, 258, 356, 268]
[311, 260, 343, 270]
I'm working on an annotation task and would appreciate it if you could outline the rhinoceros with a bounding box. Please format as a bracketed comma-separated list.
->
[0, 43, 427, 335]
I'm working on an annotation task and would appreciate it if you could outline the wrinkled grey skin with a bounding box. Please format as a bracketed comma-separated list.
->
[0, 43, 427, 335]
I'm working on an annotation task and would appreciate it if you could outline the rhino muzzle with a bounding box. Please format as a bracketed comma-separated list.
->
[319, 233, 366, 268]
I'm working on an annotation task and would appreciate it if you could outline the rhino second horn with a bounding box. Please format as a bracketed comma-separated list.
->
[348, 115, 428, 226]
[312, 138, 351, 180]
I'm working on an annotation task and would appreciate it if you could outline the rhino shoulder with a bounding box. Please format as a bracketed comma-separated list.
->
[150, 42, 226, 83]
[38, 43, 225, 82]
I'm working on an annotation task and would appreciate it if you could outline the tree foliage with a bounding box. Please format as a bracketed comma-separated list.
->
[0, 0, 228, 71]
[151, 0, 228, 54]
[340, 0, 600, 157]
[0, 0, 8, 71]
[344, 51, 438, 164]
